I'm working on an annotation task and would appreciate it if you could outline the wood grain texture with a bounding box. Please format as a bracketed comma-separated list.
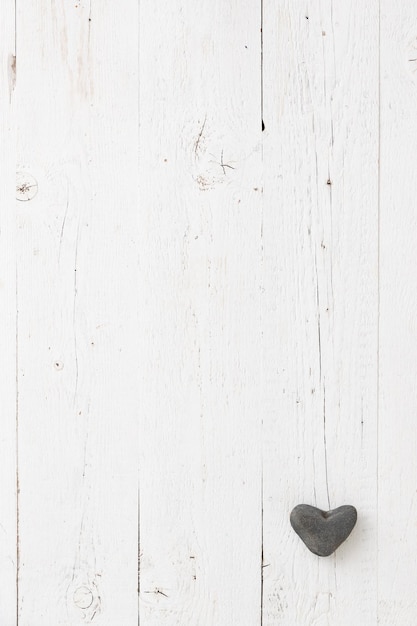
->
[0, 2, 17, 624]
[1, 1, 417, 624]
[379, 3, 417, 624]
[138, 1, 263, 624]
[261, 2, 379, 624]
[15, 2, 139, 623]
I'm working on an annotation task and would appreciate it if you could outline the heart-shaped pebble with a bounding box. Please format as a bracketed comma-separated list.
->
[290, 504, 357, 556]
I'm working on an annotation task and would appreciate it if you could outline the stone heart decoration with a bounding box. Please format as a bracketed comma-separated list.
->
[290, 504, 357, 556]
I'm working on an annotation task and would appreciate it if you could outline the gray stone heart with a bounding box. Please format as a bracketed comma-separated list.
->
[290, 504, 357, 556]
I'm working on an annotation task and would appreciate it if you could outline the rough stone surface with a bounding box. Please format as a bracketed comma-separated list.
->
[290, 504, 357, 557]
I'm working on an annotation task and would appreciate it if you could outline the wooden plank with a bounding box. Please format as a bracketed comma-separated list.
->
[15, 2, 139, 623]
[138, 1, 263, 623]
[261, 2, 379, 623]
[379, 4, 417, 623]
[0, 2, 17, 624]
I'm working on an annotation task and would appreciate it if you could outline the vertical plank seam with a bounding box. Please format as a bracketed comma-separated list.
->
[377, 0, 381, 621]
[137, 0, 141, 619]
[14, 4, 18, 620]
[138, 481, 140, 626]
[14, 0, 16, 55]
[261, 0, 264, 131]
[260, 469, 264, 626]
[15, 264, 20, 626]
[260, 1, 265, 623]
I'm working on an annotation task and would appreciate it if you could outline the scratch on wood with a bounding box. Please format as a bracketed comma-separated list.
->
[211, 149, 235, 175]
[194, 115, 207, 157]
[73, 221, 80, 405]
[314, 253, 322, 381]
[59, 192, 69, 264]
[312, 453, 317, 506]
[81, 416, 89, 479]
[144, 588, 169, 598]
[323, 383, 330, 509]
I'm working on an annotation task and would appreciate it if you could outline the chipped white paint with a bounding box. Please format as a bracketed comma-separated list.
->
[0, 0, 415, 624]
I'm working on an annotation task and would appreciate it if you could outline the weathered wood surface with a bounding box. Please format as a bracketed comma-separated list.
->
[15, 2, 139, 624]
[379, 3, 417, 625]
[0, 0, 415, 624]
[139, 0, 263, 624]
[0, 2, 17, 625]
[261, 2, 379, 624]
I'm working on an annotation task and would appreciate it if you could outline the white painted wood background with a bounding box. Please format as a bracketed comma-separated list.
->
[0, 1, 416, 624]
